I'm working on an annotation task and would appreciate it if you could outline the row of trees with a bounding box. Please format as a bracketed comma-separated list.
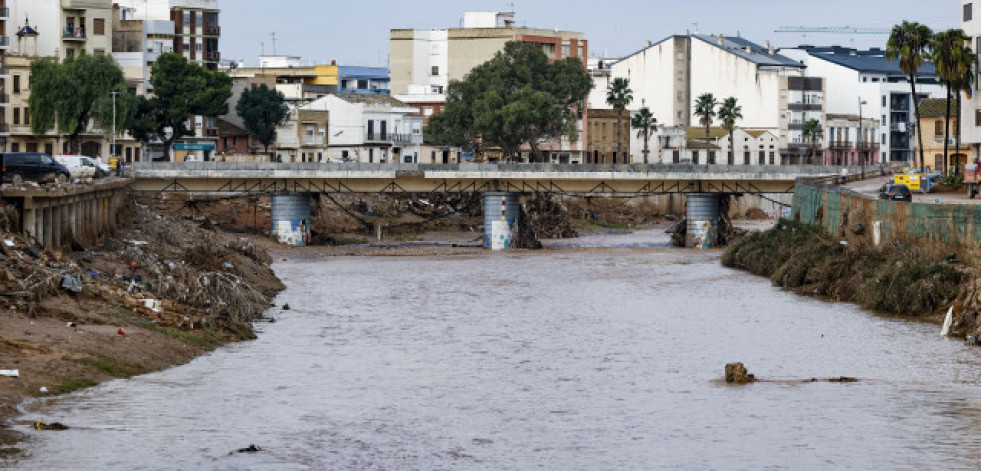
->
[886, 21, 977, 174]
[28, 52, 289, 159]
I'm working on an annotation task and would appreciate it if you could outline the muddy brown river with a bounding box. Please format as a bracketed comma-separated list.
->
[9, 228, 981, 470]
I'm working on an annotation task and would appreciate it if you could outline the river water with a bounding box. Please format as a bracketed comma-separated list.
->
[9, 228, 981, 470]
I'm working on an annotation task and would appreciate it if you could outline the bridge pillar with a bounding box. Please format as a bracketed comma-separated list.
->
[42, 206, 53, 248]
[270, 194, 311, 246]
[483, 192, 521, 250]
[686, 194, 720, 249]
[53, 206, 62, 248]
[23, 207, 36, 241]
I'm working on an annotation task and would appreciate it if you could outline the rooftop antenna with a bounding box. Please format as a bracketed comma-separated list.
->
[270, 32, 277, 55]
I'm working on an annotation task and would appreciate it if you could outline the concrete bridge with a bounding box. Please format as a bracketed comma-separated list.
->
[131, 162, 885, 248]
[130, 162, 859, 195]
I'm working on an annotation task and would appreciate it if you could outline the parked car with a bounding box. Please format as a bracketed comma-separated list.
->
[87, 157, 111, 178]
[53, 154, 100, 180]
[1, 152, 71, 185]
[879, 183, 913, 202]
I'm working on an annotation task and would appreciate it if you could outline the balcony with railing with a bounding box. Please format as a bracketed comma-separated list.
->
[0, 123, 9, 133]
[788, 102, 822, 111]
[63, 26, 87, 41]
[302, 136, 323, 146]
[203, 25, 220, 36]
[204, 51, 220, 62]
[204, 127, 218, 137]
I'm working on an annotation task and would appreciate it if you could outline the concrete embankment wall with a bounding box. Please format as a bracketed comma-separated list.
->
[792, 180, 981, 253]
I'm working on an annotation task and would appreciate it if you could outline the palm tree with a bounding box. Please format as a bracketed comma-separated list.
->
[693, 93, 718, 164]
[887, 21, 934, 171]
[932, 29, 975, 175]
[802, 118, 823, 165]
[606, 78, 633, 164]
[717, 97, 743, 165]
[631, 107, 658, 164]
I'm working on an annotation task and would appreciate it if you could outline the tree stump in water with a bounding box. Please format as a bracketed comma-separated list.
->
[725, 362, 755, 383]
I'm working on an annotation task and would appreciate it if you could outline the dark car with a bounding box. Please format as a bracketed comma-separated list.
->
[879, 183, 913, 202]
[1, 152, 71, 185]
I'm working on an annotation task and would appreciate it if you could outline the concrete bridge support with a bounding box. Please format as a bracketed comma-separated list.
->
[686, 194, 721, 249]
[483, 192, 521, 250]
[6, 181, 130, 250]
[270, 194, 311, 246]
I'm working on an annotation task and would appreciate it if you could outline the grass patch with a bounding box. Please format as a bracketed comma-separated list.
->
[117, 309, 218, 351]
[723, 218, 963, 316]
[227, 321, 257, 341]
[38, 377, 99, 396]
[78, 356, 146, 378]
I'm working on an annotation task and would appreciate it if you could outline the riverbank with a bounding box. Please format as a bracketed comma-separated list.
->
[0, 199, 285, 453]
[722, 218, 967, 326]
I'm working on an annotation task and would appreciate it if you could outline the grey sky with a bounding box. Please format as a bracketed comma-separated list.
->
[220, 0, 958, 67]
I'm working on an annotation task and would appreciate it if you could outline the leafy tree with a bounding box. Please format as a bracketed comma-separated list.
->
[717, 97, 743, 165]
[802, 118, 823, 165]
[29, 53, 133, 154]
[631, 107, 657, 164]
[606, 77, 633, 163]
[887, 21, 933, 171]
[236, 84, 289, 153]
[425, 41, 592, 162]
[931, 29, 974, 175]
[136, 53, 232, 160]
[693, 93, 718, 164]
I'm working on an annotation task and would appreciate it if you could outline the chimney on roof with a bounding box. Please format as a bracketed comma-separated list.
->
[717, 35, 724, 46]
[331, 59, 336, 66]
[745, 45, 753, 54]
[765, 40, 774, 55]
[646, 40, 652, 47]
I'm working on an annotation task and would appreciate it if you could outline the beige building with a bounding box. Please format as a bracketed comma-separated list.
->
[391, 12, 588, 162]
[5, 0, 117, 155]
[586, 108, 630, 164]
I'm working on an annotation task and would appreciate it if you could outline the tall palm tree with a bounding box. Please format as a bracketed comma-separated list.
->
[931, 29, 971, 175]
[802, 118, 823, 165]
[631, 107, 658, 164]
[606, 78, 633, 164]
[693, 93, 718, 164]
[887, 21, 934, 171]
[717, 97, 743, 165]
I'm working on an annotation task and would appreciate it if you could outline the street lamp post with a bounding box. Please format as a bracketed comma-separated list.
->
[110, 90, 118, 169]
[858, 98, 867, 169]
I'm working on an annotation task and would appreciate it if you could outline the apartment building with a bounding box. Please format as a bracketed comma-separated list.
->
[960, 1, 981, 163]
[391, 11, 588, 162]
[114, 0, 218, 70]
[781, 45, 943, 164]
[586, 109, 631, 164]
[612, 34, 823, 164]
[652, 126, 779, 165]
[5, 0, 115, 155]
[917, 98, 965, 172]
[824, 114, 881, 166]
[294, 94, 422, 164]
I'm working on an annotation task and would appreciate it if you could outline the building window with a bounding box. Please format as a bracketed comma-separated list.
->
[24, 108, 29, 125]
[976, 109, 981, 126]
[10, 143, 17, 152]
[966, 3, 973, 21]
[183, 43, 190, 52]
[94, 18, 105, 35]
[13, 75, 19, 93]
[183, 11, 191, 27]
[12, 108, 18, 125]
[94, 49, 105, 56]
[431, 66, 439, 76]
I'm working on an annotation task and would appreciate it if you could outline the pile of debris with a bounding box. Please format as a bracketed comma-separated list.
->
[0, 199, 281, 337]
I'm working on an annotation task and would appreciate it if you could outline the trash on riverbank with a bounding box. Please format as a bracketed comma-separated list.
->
[0, 370, 18, 377]
[232, 444, 261, 454]
[725, 362, 755, 383]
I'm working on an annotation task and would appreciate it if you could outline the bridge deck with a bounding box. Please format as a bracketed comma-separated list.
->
[131, 162, 875, 195]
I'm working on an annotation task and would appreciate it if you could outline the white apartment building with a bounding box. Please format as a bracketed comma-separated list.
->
[652, 126, 780, 165]
[296, 94, 423, 164]
[114, 0, 219, 71]
[961, 1, 981, 162]
[781, 46, 944, 164]
[611, 34, 823, 164]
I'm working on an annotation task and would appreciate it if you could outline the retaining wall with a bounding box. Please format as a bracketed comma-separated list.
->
[792, 180, 981, 253]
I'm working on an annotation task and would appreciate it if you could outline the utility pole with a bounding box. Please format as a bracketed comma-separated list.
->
[858, 97, 867, 175]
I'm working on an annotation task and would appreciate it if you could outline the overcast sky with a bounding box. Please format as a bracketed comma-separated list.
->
[220, 0, 959, 67]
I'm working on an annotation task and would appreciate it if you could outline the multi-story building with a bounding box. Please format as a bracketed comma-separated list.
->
[960, 1, 981, 163]
[337, 66, 390, 95]
[274, 106, 329, 163]
[824, 113, 881, 166]
[6, 0, 116, 155]
[295, 94, 422, 164]
[114, 0, 219, 70]
[917, 98, 966, 172]
[612, 35, 823, 164]
[111, 3, 174, 95]
[781, 45, 943, 164]
[586, 109, 630, 164]
[391, 11, 588, 162]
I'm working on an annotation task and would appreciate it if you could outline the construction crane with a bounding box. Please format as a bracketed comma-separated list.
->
[774, 26, 890, 35]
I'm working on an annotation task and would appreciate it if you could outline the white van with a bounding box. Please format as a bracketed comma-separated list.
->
[53, 155, 102, 180]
